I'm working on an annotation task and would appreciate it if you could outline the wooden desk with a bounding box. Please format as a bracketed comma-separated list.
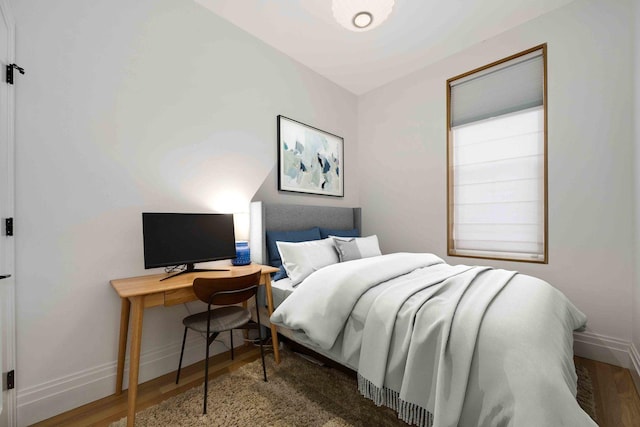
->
[110, 264, 280, 427]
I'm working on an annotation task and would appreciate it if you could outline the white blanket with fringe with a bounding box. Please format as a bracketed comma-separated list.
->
[270, 253, 595, 427]
[271, 253, 446, 350]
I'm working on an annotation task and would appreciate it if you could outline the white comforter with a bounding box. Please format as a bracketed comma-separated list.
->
[270, 253, 595, 427]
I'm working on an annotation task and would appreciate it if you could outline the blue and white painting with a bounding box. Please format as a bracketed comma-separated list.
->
[278, 116, 344, 197]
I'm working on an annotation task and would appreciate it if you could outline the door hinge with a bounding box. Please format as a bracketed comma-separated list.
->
[5, 370, 14, 390]
[5, 218, 12, 236]
[6, 64, 25, 85]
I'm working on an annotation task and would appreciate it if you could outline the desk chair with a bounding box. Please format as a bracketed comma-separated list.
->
[175, 270, 267, 414]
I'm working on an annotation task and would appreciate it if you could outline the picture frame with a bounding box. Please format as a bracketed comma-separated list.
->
[277, 115, 344, 197]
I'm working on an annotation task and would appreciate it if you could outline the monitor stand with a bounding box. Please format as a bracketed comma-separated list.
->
[160, 263, 229, 281]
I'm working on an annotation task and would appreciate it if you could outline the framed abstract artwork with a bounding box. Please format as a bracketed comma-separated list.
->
[277, 115, 344, 197]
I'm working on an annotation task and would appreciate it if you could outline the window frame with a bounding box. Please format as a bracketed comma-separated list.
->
[446, 44, 548, 264]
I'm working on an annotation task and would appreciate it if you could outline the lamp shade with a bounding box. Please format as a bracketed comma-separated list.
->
[332, 0, 395, 32]
[233, 212, 250, 241]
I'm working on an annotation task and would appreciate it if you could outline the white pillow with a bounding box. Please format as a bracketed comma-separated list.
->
[332, 235, 382, 259]
[276, 238, 340, 286]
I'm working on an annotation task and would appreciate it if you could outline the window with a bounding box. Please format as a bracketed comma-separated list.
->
[447, 45, 547, 263]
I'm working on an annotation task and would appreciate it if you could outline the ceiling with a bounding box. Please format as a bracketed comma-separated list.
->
[195, 0, 576, 95]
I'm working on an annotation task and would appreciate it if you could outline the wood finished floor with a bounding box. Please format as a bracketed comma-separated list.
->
[575, 356, 640, 427]
[32, 349, 640, 427]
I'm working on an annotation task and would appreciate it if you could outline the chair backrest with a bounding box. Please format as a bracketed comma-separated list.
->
[192, 270, 262, 306]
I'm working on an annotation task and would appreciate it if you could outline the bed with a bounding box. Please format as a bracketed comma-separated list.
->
[249, 201, 596, 427]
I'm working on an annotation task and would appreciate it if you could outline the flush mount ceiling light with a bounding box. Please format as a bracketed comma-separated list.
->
[332, 0, 395, 32]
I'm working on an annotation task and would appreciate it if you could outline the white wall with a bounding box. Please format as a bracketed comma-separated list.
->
[633, 0, 640, 387]
[10, 0, 357, 424]
[359, 0, 635, 358]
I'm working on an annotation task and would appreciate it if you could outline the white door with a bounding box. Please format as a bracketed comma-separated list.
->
[0, 1, 15, 425]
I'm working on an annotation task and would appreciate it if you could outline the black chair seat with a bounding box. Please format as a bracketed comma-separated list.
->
[183, 306, 251, 333]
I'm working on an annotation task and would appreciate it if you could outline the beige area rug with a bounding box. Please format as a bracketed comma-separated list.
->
[575, 364, 597, 422]
[111, 351, 597, 427]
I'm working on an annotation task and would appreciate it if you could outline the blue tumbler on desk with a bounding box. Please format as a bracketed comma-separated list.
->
[232, 241, 251, 265]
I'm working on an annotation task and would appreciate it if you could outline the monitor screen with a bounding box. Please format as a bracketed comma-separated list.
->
[142, 213, 236, 270]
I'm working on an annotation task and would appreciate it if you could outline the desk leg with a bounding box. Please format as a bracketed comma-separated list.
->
[263, 274, 280, 364]
[127, 296, 145, 427]
[116, 297, 130, 395]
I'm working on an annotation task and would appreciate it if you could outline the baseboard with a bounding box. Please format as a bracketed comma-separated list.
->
[16, 331, 240, 426]
[573, 330, 632, 368]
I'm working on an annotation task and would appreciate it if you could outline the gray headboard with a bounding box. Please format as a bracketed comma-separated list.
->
[249, 201, 362, 265]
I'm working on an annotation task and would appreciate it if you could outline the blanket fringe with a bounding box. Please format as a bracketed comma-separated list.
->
[358, 374, 434, 427]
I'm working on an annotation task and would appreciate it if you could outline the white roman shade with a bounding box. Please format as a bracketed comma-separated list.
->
[448, 47, 546, 262]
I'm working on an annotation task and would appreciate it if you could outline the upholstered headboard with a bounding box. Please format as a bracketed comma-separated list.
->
[249, 201, 362, 265]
